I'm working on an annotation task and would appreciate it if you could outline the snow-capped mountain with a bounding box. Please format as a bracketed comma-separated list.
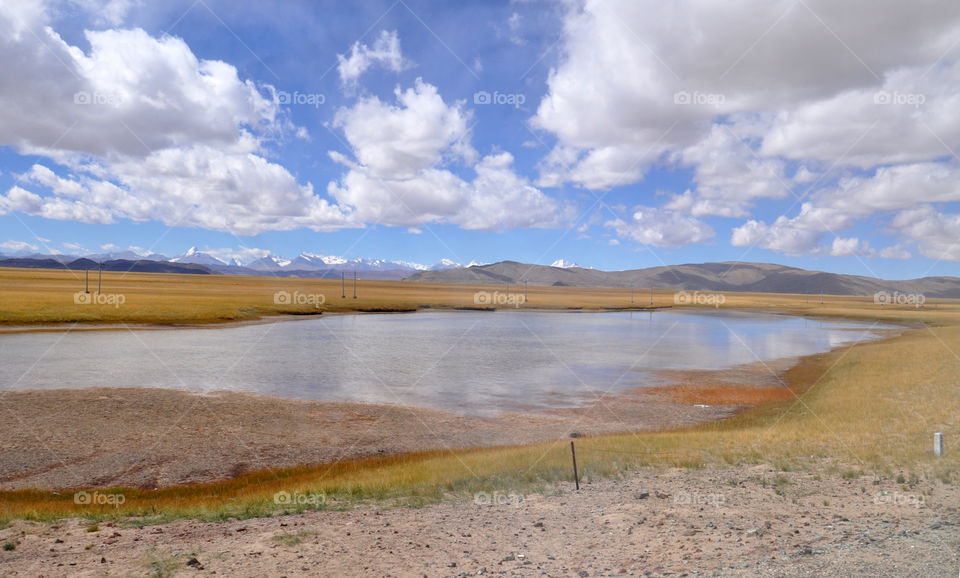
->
[246, 255, 291, 271]
[429, 259, 461, 271]
[171, 247, 228, 267]
[551, 259, 581, 269]
[285, 253, 328, 271]
[87, 250, 170, 262]
[466, 260, 489, 268]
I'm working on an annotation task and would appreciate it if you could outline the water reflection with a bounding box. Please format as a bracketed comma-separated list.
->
[0, 310, 896, 416]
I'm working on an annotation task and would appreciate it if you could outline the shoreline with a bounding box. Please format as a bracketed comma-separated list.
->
[0, 323, 908, 491]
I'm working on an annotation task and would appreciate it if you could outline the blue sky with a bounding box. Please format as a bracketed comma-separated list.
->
[2, 0, 960, 279]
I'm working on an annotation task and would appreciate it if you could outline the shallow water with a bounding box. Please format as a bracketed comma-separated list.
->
[0, 310, 897, 416]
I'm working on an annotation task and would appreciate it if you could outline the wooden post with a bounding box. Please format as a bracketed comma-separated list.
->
[934, 432, 944, 457]
[649, 288, 653, 306]
[85, 268, 89, 294]
[353, 271, 357, 299]
[97, 262, 102, 294]
[570, 441, 579, 491]
[341, 272, 345, 298]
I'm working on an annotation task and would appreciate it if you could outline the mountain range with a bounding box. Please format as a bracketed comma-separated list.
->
[0, 248, 464, 280]
[2, 250, 959, 297]
[406, 260, 960, 298]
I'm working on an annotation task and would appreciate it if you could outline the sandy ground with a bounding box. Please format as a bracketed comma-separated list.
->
[0, 383, 745, 490]
[0, 463, 957, 577]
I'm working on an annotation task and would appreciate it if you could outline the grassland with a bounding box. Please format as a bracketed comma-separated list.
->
[5, 265, 956, 327]
[0, 266, 957, 524]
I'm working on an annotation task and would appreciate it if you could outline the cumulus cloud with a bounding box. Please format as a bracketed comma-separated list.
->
[533, 0, 960, 260]
[0, 239, 39, 253]
[534, 0, 960, 189]
[0, 2, 358, 235]
[892, 206, 960, 261]
[337, 30, 408, 88]
[606, 206, 714, 248]
[328, 79, 561, 230]
[665, 125, 788, 218]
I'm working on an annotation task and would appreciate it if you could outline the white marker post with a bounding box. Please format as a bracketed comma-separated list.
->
[934, 432, 944, 457]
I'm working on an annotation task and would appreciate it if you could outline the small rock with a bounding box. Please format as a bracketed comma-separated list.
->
[186, 557, 204, 570]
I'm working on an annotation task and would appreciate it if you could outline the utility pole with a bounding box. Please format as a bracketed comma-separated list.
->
[631, 287, 634, 305]
[353, 271, 357, 299]
[524, 281, 528, 301]
[97, 261, 102, 294]
[85, 268, 89, 294]
[649, 288, 654, 306]
[341, 271, 345, 298]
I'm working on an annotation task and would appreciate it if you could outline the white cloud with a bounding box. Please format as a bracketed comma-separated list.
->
[0, 4, 360, 235]
[67, 0, 135, 26]
[337, 30, 408, 89]
[606, 206, 714, 248]
[532, 0, 960, 261]
[665, 124, 788, 218]
[328, 79, 560, 230]
[892, 206, 960, 261]
[0, 240, 39, 253]
[533, 0, 960, 190]
[730, 209, 825, 255]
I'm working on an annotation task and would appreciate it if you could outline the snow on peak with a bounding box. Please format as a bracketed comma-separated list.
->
[429, 258, 461, 270]
[551, 259, 580, 269]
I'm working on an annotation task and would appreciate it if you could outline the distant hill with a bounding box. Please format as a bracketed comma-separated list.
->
[0, 258, 211, 275]
[405, 261, 960, 298]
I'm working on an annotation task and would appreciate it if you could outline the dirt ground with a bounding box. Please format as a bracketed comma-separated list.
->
[0, 383, 745, 490]
[0, 463, 957, 577]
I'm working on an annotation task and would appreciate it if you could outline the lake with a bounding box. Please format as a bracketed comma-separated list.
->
[0, 310, 897, 416]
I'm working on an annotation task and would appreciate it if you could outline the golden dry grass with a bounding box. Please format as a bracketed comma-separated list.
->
[0, 266, 958, 523]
